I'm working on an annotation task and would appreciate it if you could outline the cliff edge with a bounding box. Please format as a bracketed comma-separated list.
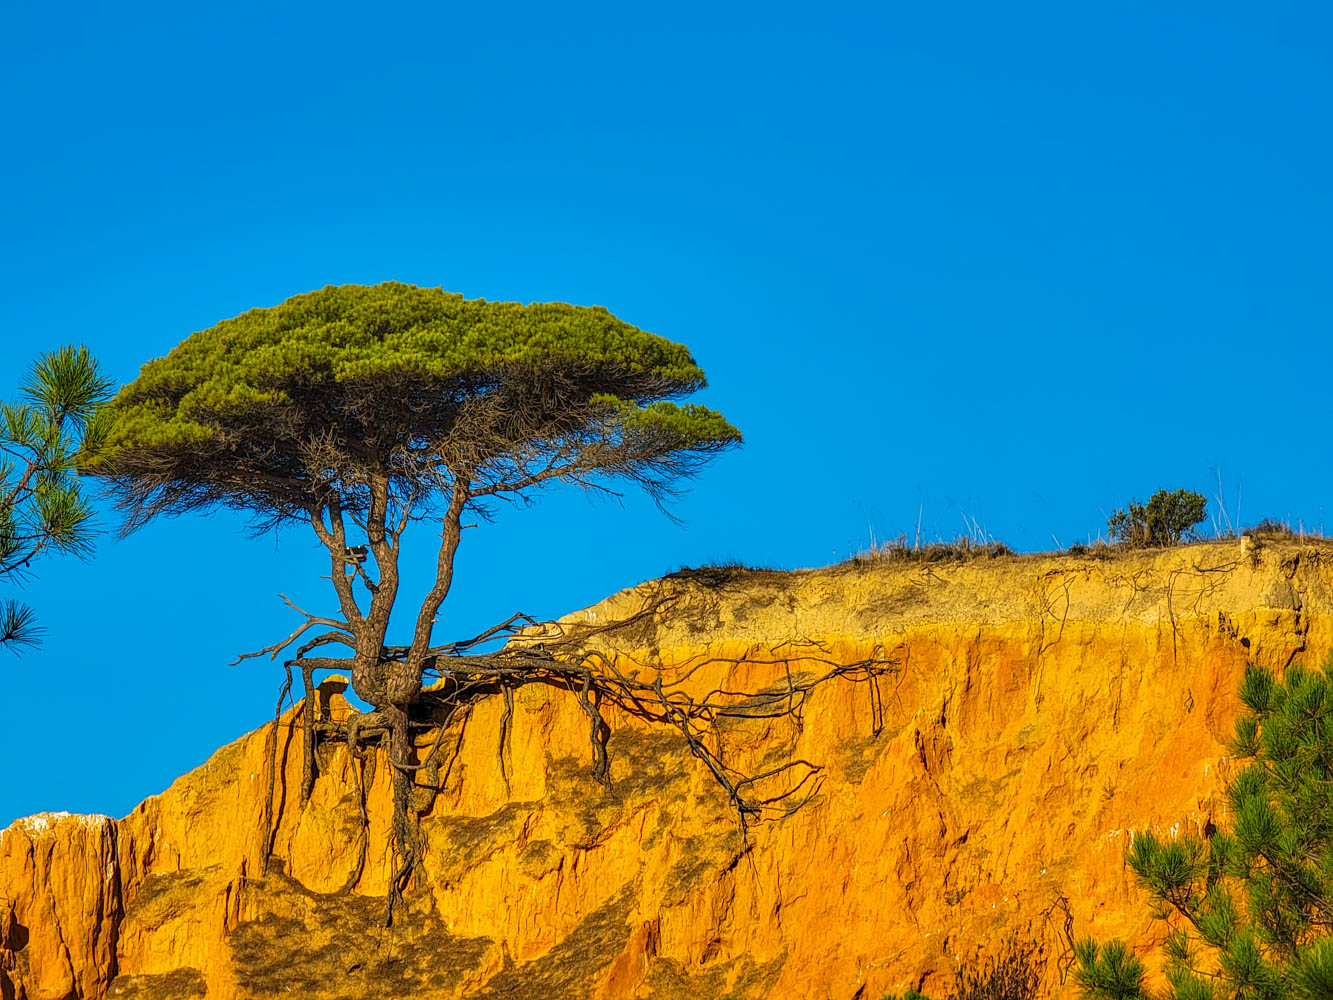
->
[4, 539, 1331, 999]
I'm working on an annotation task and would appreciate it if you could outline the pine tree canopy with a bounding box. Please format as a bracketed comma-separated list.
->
[82, 282, 740, 528]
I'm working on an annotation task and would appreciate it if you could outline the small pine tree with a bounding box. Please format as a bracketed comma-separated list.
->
[1075, 655, 1333, 1000]
[1107, 489, 1208, 548]
[1, 346, 112, 652]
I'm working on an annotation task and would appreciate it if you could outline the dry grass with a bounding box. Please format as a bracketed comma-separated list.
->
[669, 528, 1333, 597]
[667, 561, 788, 589]
[847, 535, 1013, 567]
[1245, 517, 1319, 541]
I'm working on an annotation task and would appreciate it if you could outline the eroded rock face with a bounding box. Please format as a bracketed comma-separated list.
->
[4, 541, 1332, 1000]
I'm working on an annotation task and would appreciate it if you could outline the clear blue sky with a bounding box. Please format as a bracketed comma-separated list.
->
[2, 1, 1329, 826]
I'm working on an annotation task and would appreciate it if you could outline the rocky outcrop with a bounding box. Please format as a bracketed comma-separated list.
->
[4, 539, 1332, 999]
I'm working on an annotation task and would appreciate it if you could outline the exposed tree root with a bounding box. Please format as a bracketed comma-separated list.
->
[299, 661, 317, 805]
[255, 593, 898, 925]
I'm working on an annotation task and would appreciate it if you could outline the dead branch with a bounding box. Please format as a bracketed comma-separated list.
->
[232, 594, 353, 665]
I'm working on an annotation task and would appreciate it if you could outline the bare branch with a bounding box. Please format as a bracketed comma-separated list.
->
[230, 594, 353, 664]
[406, 475, 470, 663]
[308, 501, 365, 625]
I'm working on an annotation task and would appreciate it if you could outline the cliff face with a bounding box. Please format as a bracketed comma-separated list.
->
[4, 540, 1332, 1000]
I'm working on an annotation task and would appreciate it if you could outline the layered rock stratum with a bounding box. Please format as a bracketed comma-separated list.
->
[4, 539, 1332, 1000]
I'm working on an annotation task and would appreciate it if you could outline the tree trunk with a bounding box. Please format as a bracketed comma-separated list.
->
[386, 701, 417, 920]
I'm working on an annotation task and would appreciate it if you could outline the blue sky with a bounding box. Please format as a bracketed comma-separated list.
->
[2, 1, 1329, 825]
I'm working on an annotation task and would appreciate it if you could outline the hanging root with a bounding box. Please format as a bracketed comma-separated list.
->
[497, 682, 514, 795]
[574, 671, 610, 783]
[419, 704, 470, 816]
[331, 707, 392, 895]
[260, 660, 295, 874]
[260, 591, 899, 924]
[334, 745, 371, 895]
[406, 608, 900, 833]
[386, 826, 416, 926]
[299, 661, 317, 805]
[384, 705, 421, 926]
[384, 792, 424, 926]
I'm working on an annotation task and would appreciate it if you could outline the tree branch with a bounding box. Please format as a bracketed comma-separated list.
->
[406, 475, 470, 664]
[308, 500, 365, 625]
[231, 594, 354, 664]
[363, 473, 402, 642]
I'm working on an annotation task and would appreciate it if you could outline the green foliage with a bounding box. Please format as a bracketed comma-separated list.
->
[1074, 939, 1149, 999]
[88, 282, 717, 459]
[1076, 656, 1333, 1000]
[1107, 490, 1208, 548]
[0, 601, 42, 652]
[85, 283, 740, 529]
[1, 345, 113, 652]
[83, 282, 739, 712]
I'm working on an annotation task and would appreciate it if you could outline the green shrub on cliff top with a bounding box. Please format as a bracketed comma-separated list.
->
[1106, 489, 1208, 548]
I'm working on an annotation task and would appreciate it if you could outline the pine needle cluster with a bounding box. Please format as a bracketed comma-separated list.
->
[1, 345, 112, 652]
[1077, 656, 1333, 999]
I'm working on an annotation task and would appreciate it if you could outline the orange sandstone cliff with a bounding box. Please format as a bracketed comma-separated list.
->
[4, 539, 1332, 1000]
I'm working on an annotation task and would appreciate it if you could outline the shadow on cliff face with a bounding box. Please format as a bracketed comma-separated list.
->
[466, 887, 634, 1000]
[223, 721, 751, 999]
[228, 874, 656, 1000]
[108, 969, 206, 999]
[229, 863, 493, 998]
[643, 950, 787, 1000]
[0, 907, 26, 1000]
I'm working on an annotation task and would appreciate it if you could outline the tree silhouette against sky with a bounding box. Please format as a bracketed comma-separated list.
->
[84, 283, 899, 920]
